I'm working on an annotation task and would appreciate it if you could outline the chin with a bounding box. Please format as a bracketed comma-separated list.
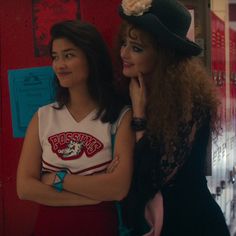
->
[59, 81, 72, 88]
[122, 69, 138, 78]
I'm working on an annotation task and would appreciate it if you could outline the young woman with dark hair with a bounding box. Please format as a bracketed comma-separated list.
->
[17, 20, 134, 236]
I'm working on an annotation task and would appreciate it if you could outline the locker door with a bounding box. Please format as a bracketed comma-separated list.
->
[0, 11, 5, 235]
[0, 1, 121, 235]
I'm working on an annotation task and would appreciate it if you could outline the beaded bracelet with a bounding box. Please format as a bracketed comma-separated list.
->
[53, 171, 67, 192]
[131, 117, 147, 131]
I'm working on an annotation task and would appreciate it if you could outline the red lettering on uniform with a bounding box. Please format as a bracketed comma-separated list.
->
[48, 135, 59, 150]
[48, 132, 104, 160]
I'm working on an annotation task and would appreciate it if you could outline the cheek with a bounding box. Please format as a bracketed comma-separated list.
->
[52, 61, 56, 72]
[81, 62, 89, 76]
[138, 55, 157, 74]
[75, 61, 89, 78]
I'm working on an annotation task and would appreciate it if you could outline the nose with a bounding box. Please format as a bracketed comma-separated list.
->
[120, 45, 129, 60]
[53, 58, 67, 70]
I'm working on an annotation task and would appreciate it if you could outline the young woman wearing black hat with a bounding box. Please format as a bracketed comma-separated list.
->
[116, 0, 231, 235]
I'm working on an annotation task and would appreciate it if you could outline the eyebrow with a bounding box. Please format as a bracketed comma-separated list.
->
[51, 48, 77, 54]
[129, 40, 144, 47]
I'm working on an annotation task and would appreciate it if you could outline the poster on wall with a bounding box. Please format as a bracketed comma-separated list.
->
[8, 66, 55, 138]
[32, 0, 80, 57]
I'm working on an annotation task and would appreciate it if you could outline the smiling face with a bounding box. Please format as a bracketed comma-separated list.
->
[120, 26, 158, 78]
[51, 38, 89, 88]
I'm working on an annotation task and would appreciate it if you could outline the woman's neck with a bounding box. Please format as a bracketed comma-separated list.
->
[67, 86, 98, 120]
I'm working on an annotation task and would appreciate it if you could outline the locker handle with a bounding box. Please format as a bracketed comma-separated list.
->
[216, 186, 222, 196]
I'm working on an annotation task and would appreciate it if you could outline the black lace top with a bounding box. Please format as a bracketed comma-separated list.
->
[122, 109, 230, 236]
[130, 117, 202, 203]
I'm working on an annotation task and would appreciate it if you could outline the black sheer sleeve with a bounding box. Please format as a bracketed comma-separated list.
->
[122, 109, 211, 235]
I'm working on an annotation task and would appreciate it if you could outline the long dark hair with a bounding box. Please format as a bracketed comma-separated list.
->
[50, 20, 127, 123]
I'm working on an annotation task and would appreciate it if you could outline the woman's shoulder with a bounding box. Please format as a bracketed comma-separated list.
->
[119, 105, 132, 118]
[37, 102, 64, 119]
[111, 105, 131, 134]
[38, 102, 59, 112]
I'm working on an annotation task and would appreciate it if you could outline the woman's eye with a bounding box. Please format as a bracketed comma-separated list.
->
[132, 46, 143, 52]
[51, 55, 58, 61]
[121, 40, 127, 47]
[65, 53, 74, 58]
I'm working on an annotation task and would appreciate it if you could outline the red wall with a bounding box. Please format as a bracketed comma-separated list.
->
[0, 0, 121, 235]
[0, 11, 4, 235]
[1, 1, 51, 235]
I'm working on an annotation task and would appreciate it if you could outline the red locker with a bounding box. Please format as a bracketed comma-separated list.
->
[0, 9, 4, 235]
[230, 28, 236, 136]
[0, 1, 121, 235]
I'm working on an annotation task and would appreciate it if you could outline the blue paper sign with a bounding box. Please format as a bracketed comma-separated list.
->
[8, 66, 55, 138]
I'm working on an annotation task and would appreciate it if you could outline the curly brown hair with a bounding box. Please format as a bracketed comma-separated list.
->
[146, 50, 221, 143]
[116, 21, 221, 145]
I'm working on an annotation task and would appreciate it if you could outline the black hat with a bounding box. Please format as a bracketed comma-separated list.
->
[119, 0, 202, 56]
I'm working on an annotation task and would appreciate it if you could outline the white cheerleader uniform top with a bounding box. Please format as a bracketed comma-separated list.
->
[38, 103, 130, 176]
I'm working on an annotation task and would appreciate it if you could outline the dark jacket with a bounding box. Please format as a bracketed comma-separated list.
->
[123, 117, 230, 236]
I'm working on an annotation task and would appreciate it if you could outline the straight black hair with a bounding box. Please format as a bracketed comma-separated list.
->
[50, 20, 128, 123]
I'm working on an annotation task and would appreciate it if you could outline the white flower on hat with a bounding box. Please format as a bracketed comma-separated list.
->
[122, 0, 152, 16]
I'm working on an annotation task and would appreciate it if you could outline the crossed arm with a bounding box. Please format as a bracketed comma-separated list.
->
[16, 111, 135, 206]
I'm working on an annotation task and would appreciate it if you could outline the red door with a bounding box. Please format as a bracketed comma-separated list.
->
[0, 0, 121, 235]
[0, 14, 4, 235]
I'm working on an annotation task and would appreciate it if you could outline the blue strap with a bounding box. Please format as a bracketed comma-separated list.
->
[53, 170, 67, 192]
[111, 124, 132, 236]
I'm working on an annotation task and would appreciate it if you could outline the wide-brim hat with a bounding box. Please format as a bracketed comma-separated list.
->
[118, 0, 202, 56]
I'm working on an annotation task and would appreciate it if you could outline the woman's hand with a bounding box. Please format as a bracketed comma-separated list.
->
[129, 72, 147, 118]
[41, 172, 55, 186]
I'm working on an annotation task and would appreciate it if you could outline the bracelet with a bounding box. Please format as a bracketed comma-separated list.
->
[131, 117, 147, 131]
[53, 171, 67, 192]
